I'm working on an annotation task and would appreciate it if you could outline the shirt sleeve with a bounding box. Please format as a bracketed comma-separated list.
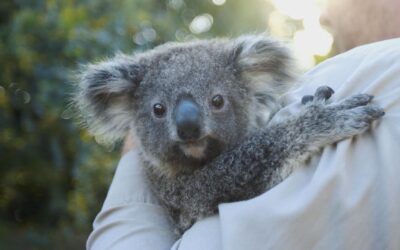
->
[177, 38, 400, 250]
[86, 151, 176, 250]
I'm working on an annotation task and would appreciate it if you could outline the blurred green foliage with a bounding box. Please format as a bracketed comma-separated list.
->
[0, 0, 277, 248]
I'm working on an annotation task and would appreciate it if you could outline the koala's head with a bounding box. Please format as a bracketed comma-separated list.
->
[75, 35, 294, 174]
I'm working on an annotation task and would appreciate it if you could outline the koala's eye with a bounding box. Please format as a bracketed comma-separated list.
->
[153, 103, 166, 118]
[211, 95, 224, 109]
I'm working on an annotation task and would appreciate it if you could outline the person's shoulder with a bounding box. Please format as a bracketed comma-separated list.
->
[304, 38, 400, 79]
[356, 38, 400, 52]
[293, 38, 400, 97]
[340, 38, 400, 58]
[322, 38, 400, 64]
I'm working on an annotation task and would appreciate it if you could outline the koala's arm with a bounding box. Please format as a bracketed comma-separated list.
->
[152, 87, 385, 233]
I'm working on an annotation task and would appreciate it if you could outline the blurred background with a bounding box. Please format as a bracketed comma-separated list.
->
[0, 0, 333, 249]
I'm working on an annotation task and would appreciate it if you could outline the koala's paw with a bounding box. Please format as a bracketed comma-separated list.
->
[299, 86, 385, 146]
[301, 85, 334, 104]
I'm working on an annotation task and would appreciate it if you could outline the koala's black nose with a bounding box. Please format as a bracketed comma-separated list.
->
[174, 99, 202, 141]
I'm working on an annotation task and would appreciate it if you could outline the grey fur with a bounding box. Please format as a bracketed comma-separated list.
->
[73, 35, 384, 235]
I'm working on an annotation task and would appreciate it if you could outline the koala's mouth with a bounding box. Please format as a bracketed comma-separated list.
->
[179, 138, 208, 159]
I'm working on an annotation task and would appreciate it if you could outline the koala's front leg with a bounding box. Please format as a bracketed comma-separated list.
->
[166, 86, 384, 234]
[265, 86, 385, 185]
[283, 86, 384, 154]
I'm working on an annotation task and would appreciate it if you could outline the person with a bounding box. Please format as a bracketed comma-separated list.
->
[87, 0, 400, 249]
[319, 0, 400, 53]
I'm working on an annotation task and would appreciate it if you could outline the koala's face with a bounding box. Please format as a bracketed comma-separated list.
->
[133, 46, 250, 169]
[76, 35, 293, 174]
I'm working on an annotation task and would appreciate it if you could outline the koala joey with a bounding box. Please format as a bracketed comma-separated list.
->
[74, 35, 384, 235]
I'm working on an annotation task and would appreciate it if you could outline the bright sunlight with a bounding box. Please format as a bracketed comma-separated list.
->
[269, 0, 333, 68]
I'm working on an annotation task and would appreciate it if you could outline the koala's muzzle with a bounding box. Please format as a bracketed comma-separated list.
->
[174, 99, 202, 141]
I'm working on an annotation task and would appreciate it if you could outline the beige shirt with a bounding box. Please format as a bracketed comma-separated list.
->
[87, 38, 400, 250]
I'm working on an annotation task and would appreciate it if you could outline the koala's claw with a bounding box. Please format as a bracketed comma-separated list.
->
[335, 94, 374, 109]
[301, 95, 314, 105]
[301, 85, 334, 105]
[332, 104, 384, 141]
[353, 104, 385, 121]
[315, 86, 334, 101]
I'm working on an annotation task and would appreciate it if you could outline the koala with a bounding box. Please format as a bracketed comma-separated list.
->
[74, 35, 384, 235]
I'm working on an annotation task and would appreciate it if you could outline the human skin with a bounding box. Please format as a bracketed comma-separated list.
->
[319, 0, 400, 53]
[122, 131, 135, 156]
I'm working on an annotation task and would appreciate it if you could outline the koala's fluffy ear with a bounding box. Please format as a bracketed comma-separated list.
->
[74, 53, 144, 144]
[232, 34, 295, 126]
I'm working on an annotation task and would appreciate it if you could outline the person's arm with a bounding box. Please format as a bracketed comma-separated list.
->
[86, 150, 176, 250]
